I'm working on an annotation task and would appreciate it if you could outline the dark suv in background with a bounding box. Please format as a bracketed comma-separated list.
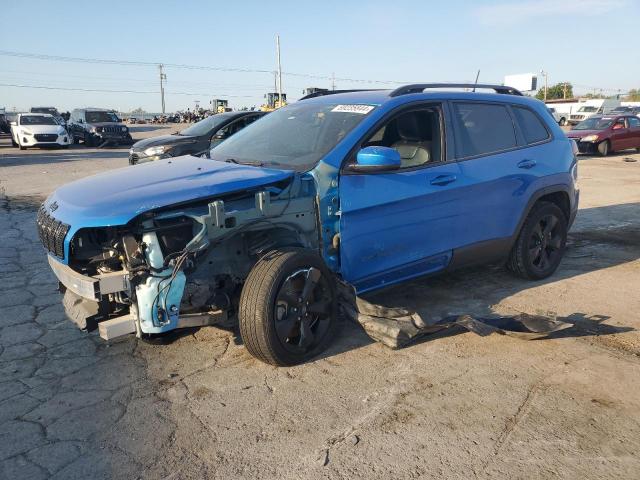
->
[68, 108, 133, 147]
[128, 110, 265, 164]
[30, 106, 66, 126]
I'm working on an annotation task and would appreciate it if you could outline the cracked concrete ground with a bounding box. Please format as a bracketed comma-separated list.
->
[1, 126, 639, 479]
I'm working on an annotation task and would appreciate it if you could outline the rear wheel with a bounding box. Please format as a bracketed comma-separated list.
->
[239, 248, 338, 366]
[507, 202, 567, 280]
[598, 140, 611, 157]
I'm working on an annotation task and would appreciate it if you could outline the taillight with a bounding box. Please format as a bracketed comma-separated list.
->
[570, 139, 579, 157]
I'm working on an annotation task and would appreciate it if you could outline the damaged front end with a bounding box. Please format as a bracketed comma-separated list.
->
[41, 172, 318, 341]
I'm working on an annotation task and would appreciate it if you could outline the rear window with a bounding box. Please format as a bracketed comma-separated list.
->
[452, 103, 517, 158]
[512, 107, 550, 144]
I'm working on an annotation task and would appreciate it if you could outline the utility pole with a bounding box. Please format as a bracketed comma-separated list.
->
[276, 35, 283, 107]
[563, 82, 567, 99]
[331, 72, 336, 91]
[158, 64, 167, 114]
[540, 70, 548, 101]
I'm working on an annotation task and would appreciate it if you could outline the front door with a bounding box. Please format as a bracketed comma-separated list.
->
[339, 105, 463, 293]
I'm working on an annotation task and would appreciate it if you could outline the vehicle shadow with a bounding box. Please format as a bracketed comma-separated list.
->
[314, 201, 640, 361]
[0, 147, 129, 167]
[128, 125, 173, 133]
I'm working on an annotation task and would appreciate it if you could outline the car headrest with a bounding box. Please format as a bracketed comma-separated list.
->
[396, 112, 431, 142]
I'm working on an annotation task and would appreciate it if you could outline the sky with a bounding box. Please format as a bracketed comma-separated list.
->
[1, 0, 638, 113]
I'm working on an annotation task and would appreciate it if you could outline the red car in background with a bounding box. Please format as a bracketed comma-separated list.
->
[566, 115, 640, 156]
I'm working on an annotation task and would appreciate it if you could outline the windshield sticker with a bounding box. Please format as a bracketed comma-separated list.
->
[331, 105, 375, 115]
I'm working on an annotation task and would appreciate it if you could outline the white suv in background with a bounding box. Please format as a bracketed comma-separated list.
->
[10, 113, 71, 150]
[547, 107, 567, 126]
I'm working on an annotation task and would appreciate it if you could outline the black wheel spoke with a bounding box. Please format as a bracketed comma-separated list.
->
[529, 245, 541, 260]
[301, 267, 321, 302]
[538, 249, 548, 269]
[549, 236, 562, 250]
[299, 318, 315, 349]
[543, 216, 558, 235]
[275, 312, 299, 340]
[308, 299, 331, 316]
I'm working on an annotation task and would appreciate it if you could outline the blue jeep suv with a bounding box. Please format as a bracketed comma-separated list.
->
[37, 83, 578, 365]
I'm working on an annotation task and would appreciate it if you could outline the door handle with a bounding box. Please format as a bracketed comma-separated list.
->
[517, 159, 537, 169]
[430, 174, 457, 186]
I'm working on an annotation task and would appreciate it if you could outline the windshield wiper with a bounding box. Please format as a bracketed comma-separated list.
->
[224, 158, 239, 164]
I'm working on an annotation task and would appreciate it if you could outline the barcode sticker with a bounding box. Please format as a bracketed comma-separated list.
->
[331, 105, 375, 115]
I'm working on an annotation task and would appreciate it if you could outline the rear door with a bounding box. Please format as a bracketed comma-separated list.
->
[449, 102, 552, 256]
[609, 117, 630, 150]
[339, 103, 464, 292]
[628, 116, 640, 148]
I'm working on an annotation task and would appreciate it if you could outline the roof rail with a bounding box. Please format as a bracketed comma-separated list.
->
[299, 89, 383, 100]
[389, 83, 523, 97]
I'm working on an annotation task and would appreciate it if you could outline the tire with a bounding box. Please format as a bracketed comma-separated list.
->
[11, 136, 18, 147]
[19, 143, 26, 150]
[598, 140, 610, 157]
[239, 248, 339, 366]
[73, 136, 80, 145]
[507, 201, 567, 280]
[84, 133, 94, 147]
[559, 117, 567, 126]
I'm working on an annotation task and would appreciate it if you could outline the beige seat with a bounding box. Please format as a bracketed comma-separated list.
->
[391, 113, 432, 168]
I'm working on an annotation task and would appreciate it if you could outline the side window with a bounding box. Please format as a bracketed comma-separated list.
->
[613, 118, 626, 129]
[628, 117, 640, 128]
[512, 107, 550, 144]
[452, 103, 517, 158]
[361, 107, 442, 168]
[243, 115, 260, 127]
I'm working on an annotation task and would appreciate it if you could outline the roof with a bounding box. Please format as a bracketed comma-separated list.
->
[18, 112, 54, 117]
[300, 88, 542, 109]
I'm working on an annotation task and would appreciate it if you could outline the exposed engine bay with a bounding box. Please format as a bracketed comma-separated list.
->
[56, 175, 319, 339]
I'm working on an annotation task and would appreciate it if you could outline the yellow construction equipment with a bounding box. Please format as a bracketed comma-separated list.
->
[261, 92, 287, 112]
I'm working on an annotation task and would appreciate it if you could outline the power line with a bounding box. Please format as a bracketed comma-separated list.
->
[0, 49, 407, 86]
[0, 83, 255, 97]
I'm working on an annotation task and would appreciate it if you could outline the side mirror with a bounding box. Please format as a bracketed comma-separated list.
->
[347, 146, 401, 173]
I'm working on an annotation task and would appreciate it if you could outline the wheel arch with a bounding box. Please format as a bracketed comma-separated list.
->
[509, 185, 572, 249]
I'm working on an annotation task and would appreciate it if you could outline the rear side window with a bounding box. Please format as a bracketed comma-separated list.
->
[512, 107, 550, 144]
[629, 117, 640, 128]
[452, 103, 517, 158]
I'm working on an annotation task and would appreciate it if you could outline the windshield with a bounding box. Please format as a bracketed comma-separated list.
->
[573, 117, 613, 130]
[210, 103, 374, 171]
[20, 115, 57, 126]
[85, 111, 119, 123]
[179, 115, 229, 136]
[578, 106, 598, 113]
[31, 107, 58, 115]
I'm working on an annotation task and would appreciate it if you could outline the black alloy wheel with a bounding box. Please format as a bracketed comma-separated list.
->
[239, 248, 338, 366]
[508, 201, 568, 280]
[273, 267, 333, 355]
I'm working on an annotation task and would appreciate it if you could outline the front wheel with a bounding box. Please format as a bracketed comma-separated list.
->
[239, 248, 338, 366]
[507, 201, 567, 280]
[598, 140, 611, 157]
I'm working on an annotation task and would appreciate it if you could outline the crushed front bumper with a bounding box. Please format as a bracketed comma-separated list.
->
[47, 254, 129, 301]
